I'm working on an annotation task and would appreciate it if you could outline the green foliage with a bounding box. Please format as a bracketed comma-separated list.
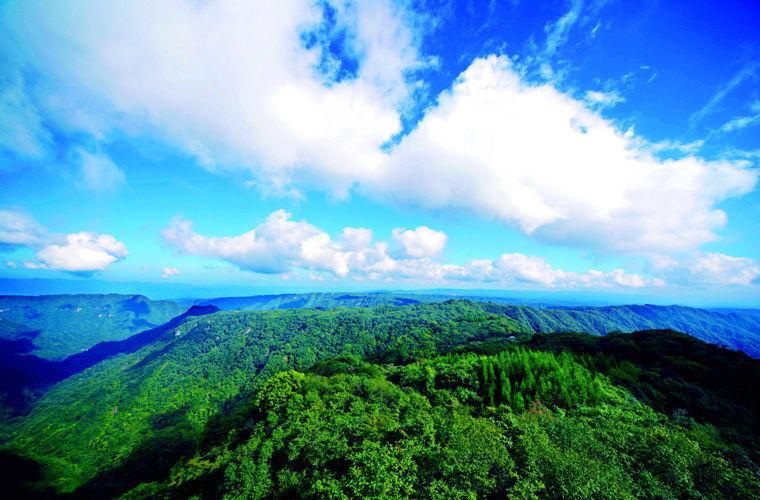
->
[129, 350, 758, 499]
[2, 300, 759, 498]
[0, 294, 183, 359]
[485, 303, 760, 358]
[4, 301, 525, 493]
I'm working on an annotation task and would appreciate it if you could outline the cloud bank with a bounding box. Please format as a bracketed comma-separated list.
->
[163, 209, 662, 288]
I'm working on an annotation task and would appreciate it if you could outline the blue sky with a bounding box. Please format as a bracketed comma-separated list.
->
[0, 0, 759, 304]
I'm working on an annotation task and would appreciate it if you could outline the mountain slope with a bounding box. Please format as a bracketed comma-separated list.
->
[3, 301, 759, 497]
[4, 301, 526, 493]
[0, 305, 219, 415]
[125, 345, 759, 499]
[0, 295, 184, 359]
[479, 303, 760, 358]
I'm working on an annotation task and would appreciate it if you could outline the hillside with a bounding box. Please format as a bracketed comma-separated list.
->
[0, 295, 184, 360]
[488, 303, 760, 358]
[191, 293, 760, 358]
[4, 301, 526, 493]
[187, 292, 423, 311]
[2, 301, 758, 497]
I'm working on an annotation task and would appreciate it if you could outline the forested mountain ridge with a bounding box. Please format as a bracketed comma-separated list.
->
[192, 293, 760, 357]
[2, 291, 759, 359]
[0, 295, 184, 359]
[0, 305, 219, 415]
[2, 301, 759, 498]
[4, 301, 526, 493]
[488, 303, 760, 358]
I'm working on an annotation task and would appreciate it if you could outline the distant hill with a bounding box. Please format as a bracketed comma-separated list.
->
[0, 305, 218, 414]
[485, 303, 760, 358]
[185, 292, 423, 310]
[2, 292, 759, 360]
[0, 295, 184, 360]
[189, 293, 760, 358]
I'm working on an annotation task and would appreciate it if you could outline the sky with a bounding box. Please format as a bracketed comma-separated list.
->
[0, 0, 759, 304]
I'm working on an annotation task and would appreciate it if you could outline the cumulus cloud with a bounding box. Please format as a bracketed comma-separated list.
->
[77, 149, 126, 192]
[2, 1, 755, 261]
[492, 253, 660, 288]
[376, 56, 757, 254]
[162, 209, 661, 288]
[392, 226, 447, 258]
[161, 267, 181, 279]
[3, 0, 419, 195]
[0, 208, 128, 272]
[30, 232, 128, 273]
[649, 252, 760, 286]
[690, 253, 760, 285]
[163, 210, 354, 277]
[0, 209, 46, 247]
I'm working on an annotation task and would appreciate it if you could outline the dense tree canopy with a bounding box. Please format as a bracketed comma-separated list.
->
[1, 301, 758, 498]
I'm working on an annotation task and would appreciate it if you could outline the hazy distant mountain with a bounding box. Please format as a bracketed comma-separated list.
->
[0, 294, 184, 359]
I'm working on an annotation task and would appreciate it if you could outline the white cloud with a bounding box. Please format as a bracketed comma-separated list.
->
[648, 251, 760, 286]
[5, 261, 17, 268]
[584, 89, 625, 109]
[689, 253, 760, 286]
[163, 210, 354, 277]
[718, 102, 760, 133]
[161, 267, 181, 279]
[2, 1, 755, 261]
[376, 56, 757, 254]
[162, 209, 661, 289]
[645, 139, 705, 156]
[493, 253, 661, 288]
[3, 0, 420, 195]
[1, 208, 129, 272]
[720, 114, 760, 133]
[77, 149, 126, 192]
[392, 226, 447, 258]
[25, 232, 128, 273]
[543, 0, 583, 58]
[0, 209, 46, 247]
[340, 227, 373, 251]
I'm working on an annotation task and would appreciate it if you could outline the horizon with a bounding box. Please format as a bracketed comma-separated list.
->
[2, 1, 759, 304]
[1, 276, 758, 309]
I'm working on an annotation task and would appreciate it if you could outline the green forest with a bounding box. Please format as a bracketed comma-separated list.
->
[2, 300, 758, 498]
[0, 294, 183, 359]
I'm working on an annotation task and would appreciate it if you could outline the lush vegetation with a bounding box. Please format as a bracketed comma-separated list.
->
[492, 303, 760, 358]
[126, 350, 757, 499]
[2, 300, 758, 498]
[0, 294, 184, 359]
[189, 293, 760, 358]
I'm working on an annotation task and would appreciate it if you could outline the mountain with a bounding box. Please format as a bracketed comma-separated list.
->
[0, 305, 218, 415]
[0, 295, 184, 360]
[185, 292, 423, 310]
[488, 303, 760, 358]
[190, 294, 760, 358]
[2, 301, 758, 498]
[1, 289, 758, 359]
